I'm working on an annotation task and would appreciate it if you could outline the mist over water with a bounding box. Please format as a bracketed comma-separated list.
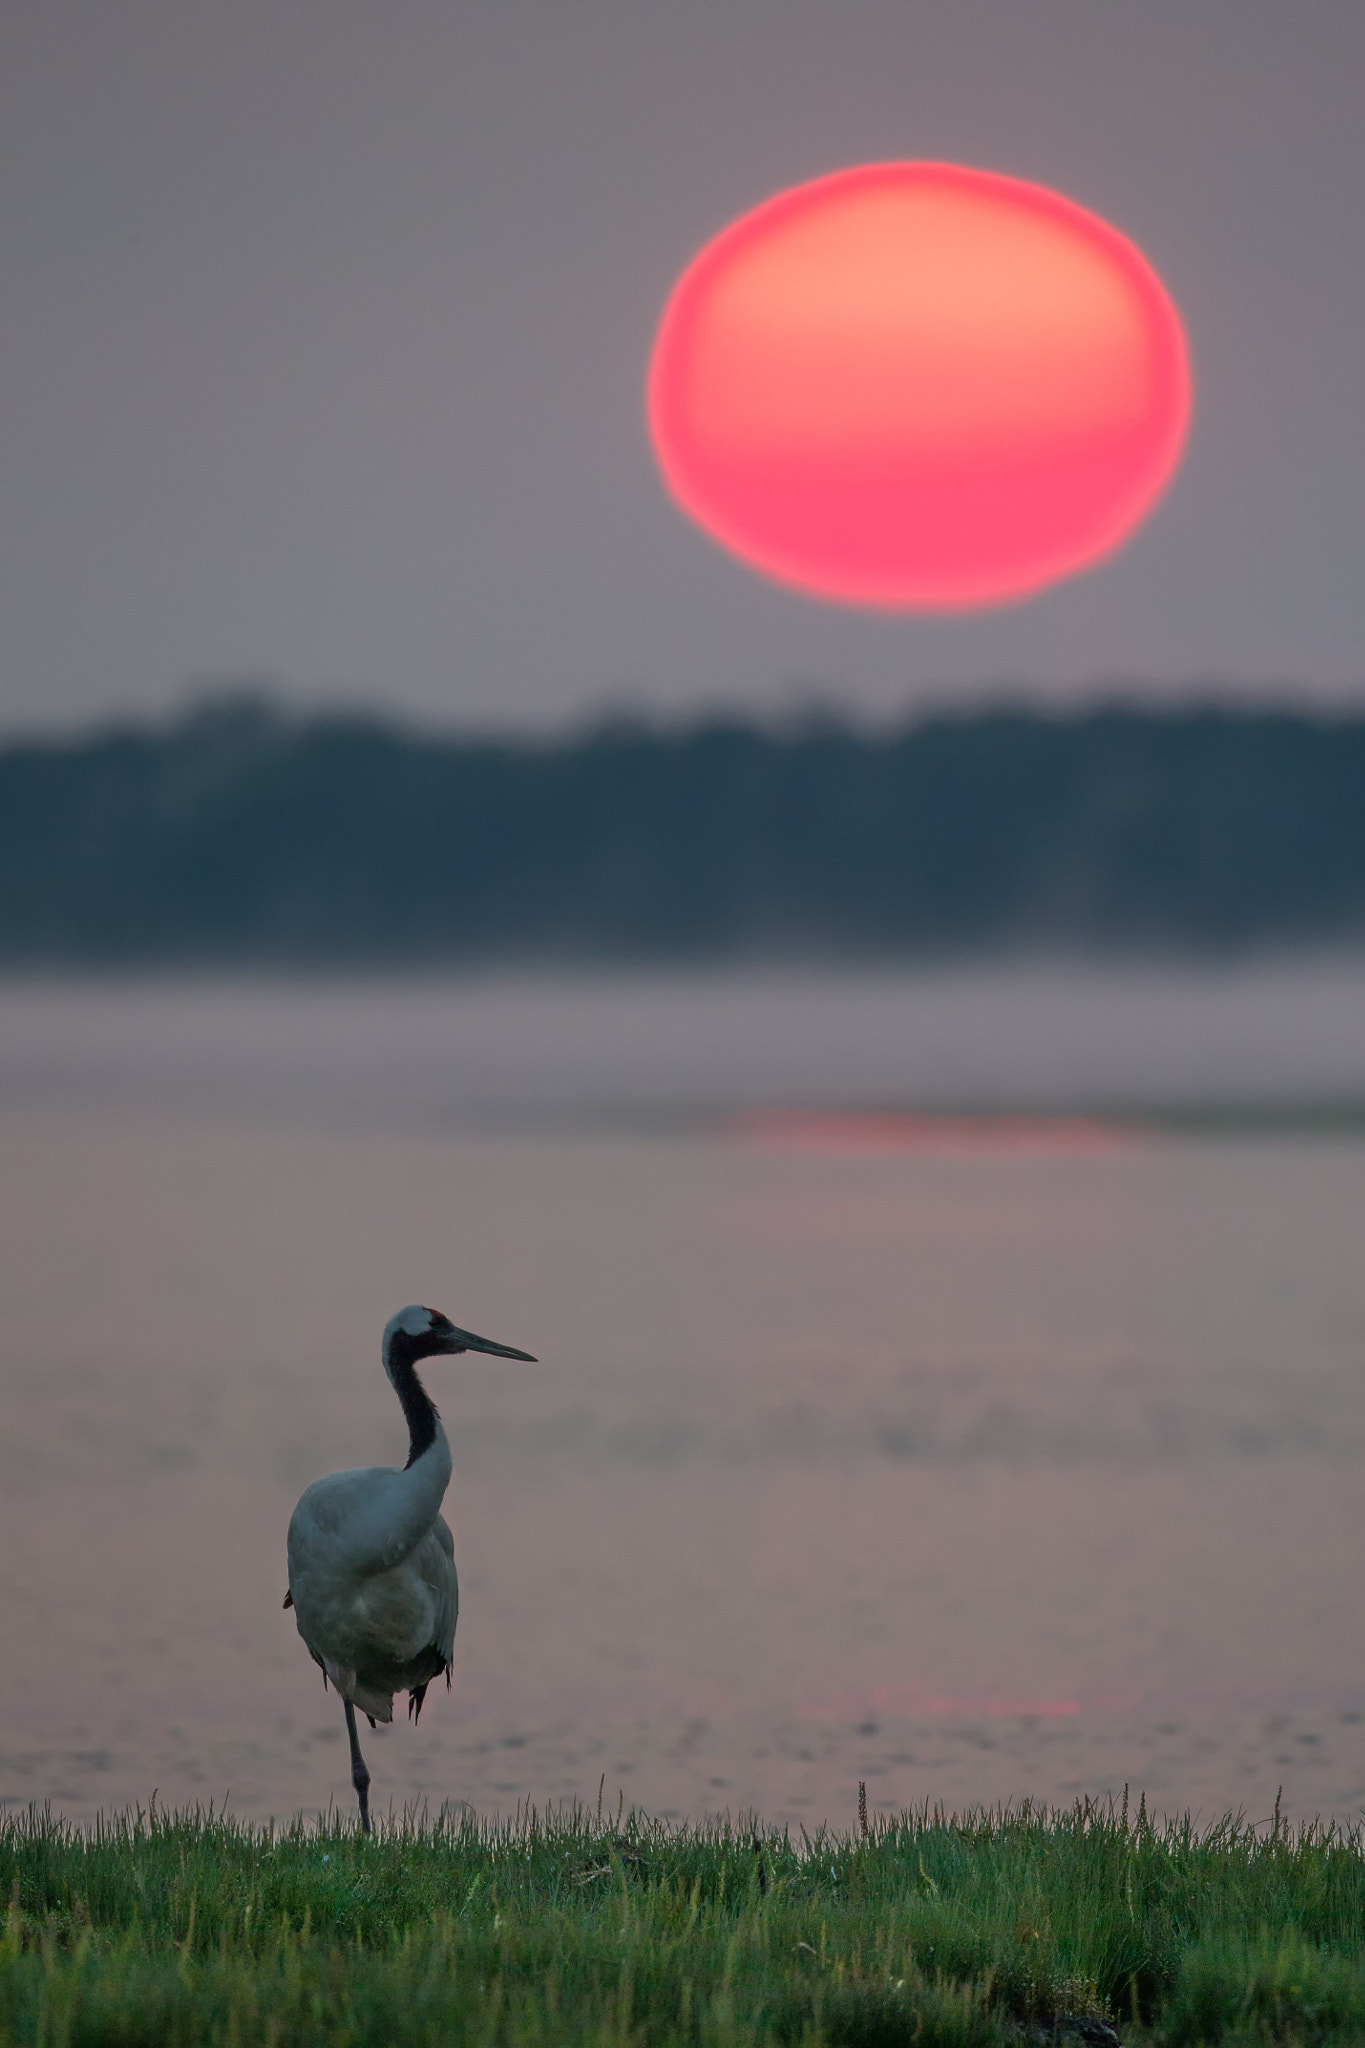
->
[5, 962, 1365, 1122]
[3, 966, 1365, 1830]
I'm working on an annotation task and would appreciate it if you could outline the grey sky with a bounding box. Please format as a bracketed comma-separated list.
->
[2, 1, 1362, 733]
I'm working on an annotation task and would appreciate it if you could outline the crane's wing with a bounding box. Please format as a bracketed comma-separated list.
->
[405, 1515, 457, 1723]
[428, 1511, 458, 1667]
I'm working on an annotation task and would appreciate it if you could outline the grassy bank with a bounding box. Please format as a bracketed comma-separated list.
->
[3, 1792, 1365, 2045]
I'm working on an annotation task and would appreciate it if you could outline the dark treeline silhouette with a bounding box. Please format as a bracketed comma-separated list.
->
[2, 693, 1364, 965]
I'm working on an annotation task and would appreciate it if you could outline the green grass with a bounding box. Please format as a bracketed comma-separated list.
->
[4, 1789, 1365, 2045]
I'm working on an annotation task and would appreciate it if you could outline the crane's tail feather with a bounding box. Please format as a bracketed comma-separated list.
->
[409, 1682, 430, 1723]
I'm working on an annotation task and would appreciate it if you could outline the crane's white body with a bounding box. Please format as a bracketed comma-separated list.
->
[286, 1424, 458, 1722]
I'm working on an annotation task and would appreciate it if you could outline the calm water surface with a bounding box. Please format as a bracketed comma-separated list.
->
[2, 972, 1365, 1831]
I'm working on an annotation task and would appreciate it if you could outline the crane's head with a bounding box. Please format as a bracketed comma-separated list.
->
[382, 1303, 537, 1383]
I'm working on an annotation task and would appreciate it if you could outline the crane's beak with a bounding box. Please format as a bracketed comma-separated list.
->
[441, 1323, 538, 1362]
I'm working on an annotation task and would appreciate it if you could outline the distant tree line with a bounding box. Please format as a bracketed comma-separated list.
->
[1, 693, 1363, 964]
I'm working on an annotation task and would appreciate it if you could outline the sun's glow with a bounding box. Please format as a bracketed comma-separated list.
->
[647, 163, 1191, 609]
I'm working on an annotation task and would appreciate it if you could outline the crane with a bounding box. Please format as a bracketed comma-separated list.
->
[284, 1303, 537, 1832]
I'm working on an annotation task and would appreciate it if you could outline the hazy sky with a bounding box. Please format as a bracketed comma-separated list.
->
[2, 2, 1363, 733]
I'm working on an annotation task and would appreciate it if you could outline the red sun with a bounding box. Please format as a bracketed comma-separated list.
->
[647, 163, 1191, 610]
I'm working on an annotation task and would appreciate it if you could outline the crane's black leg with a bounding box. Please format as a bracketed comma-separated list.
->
[343, 1697, 372, 1834]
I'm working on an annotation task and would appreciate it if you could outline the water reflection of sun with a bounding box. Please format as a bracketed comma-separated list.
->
[730, 1109, 1148, 1156]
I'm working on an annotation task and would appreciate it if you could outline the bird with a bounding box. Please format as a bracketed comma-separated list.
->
[284, 1303, 537, 1832]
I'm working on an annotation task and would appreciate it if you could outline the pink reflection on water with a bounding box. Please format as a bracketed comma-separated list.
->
[732, 1109, 1149, 1156]
[806, 1680, 1095, 1720]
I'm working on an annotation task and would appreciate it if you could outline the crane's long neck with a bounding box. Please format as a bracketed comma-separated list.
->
[389, 1351, 441, 1469]
[345, 1335, 451, 1574]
